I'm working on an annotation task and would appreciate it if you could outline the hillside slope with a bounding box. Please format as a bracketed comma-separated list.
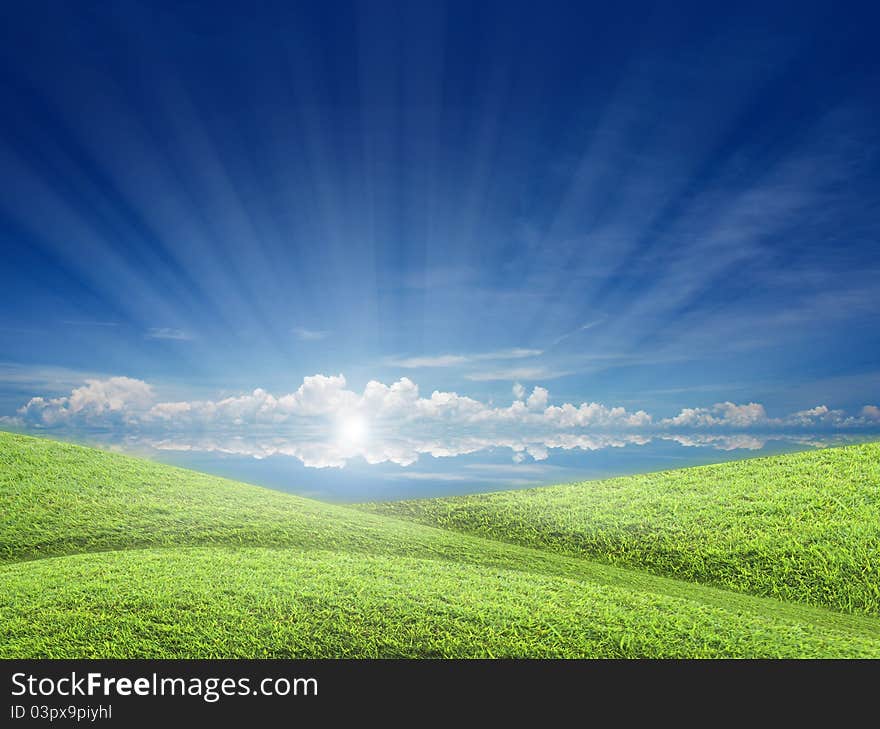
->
[2, 432, 879, 658]
[362, 442, 880, 615]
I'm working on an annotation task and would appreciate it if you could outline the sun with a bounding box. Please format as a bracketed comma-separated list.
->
[338, 414, 368, 444]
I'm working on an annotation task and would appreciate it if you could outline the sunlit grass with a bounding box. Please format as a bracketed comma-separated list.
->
[2, 431, 879, 658]
[362, 442, 880, 615]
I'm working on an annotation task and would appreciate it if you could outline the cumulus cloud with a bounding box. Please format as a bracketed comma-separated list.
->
[144, 375, 359, 426]
[543, 402, 652, 428]
[526, 386, 549, 411]
[361, 377, 420, 417]
[783, 404, 850, 426]
[18, 376, 155, 426]
[11, 375, 648, 432]
[789, 404, 831, 420]
[662, 401, 768, 428]
[9, 374, 880, 451]
[660, 401, 880, 430]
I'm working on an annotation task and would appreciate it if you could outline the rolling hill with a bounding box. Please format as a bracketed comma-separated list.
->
[362, 442, 880, 616]
[2, 431, 879, 658]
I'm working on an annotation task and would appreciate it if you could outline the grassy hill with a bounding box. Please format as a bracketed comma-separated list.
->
[2, 431, 879, 658]
[363, 443, 880, 615]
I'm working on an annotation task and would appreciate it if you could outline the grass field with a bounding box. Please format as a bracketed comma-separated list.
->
[2, 431, 879, 658]
[363, 443, 880, 616]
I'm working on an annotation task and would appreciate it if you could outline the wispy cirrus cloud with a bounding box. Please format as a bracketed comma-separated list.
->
[387, 348, 543, 369]
[389, 354, 470, 368]
[146, 327, 192, 341]
[62, 320, 119, 327]
[550, 318, 607, 346]
[0, 362, 108, 390]
[292, 326, 330, 341]
[465, 366, 570, 382]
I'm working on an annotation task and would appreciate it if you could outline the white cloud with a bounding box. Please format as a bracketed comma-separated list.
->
[361, 377, 420, 417]
[543, 402, 652, 428]
[146, 328, 192, 341]
[10, 374, 647, 432]
[413, 389, 486, 420]
[551, 317, 607, 346]
[492, 348, 544, 359]
[9, 374, 880, 468]
[80, 428, 872, 471]
[281, 374, 357, 416]
[664, 433, 768, 451]
[660, 401, 880, 429]
[145, 374, 358, 425]
[147, 401, 192, 421]
[292, 327, 330, 341]
[133, 431, 660, 470]
[526, 386, 549, 411]
[390, 354, 470, 368]
[784, 405, 848, 426]
[18, 376, 155, 426]
[790, 404, 831, 420]
[388, 348, 543, 369]
[662, 401, 767, 428]
[465, 366, 568, 382]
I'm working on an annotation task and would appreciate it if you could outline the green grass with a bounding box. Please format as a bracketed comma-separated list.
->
[361, 442, 880, 615]
[2, 431, 879, 658]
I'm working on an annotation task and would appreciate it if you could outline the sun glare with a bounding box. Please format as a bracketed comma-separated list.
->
[338, 414, 368, 444]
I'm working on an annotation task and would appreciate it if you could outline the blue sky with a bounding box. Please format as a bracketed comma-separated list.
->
[1, 1, 879, 463]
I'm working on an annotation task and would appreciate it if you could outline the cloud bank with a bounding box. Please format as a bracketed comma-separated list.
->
[14, 374, 652, 430]
[13, 377, 155, 426]
[6, 373, 879, 470]
[11, 374, 880, 436]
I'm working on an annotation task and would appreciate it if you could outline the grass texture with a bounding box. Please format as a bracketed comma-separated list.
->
[2, 431, 879, 658]
[363, 443, 880, 615]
